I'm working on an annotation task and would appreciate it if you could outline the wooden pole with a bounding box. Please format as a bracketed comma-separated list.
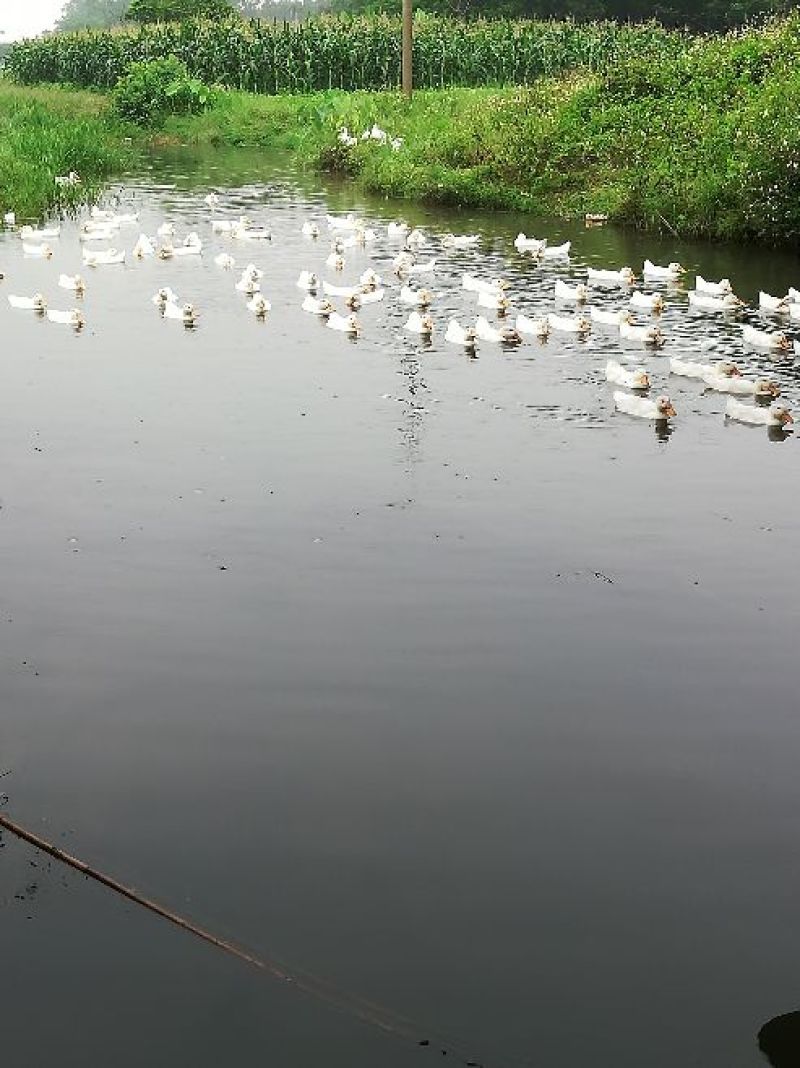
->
[402, 0, 413, 99]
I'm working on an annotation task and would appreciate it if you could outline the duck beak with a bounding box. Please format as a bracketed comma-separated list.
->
[783, 412, 794, 424]
[730, 367, 742, 376]
[665, 404, 677, 417]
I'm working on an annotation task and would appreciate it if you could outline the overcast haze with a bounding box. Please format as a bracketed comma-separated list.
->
[0, 0, 65, 41]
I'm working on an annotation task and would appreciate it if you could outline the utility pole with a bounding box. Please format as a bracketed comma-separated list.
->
[402, 0, 412, 99]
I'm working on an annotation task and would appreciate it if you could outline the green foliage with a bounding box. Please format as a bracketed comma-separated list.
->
[4, 14, 684, 93]
[112, 56, 216, 124]
[125, 0, 235, 22]
[0, 83, 134, 219]
[57, 0, 132, 31]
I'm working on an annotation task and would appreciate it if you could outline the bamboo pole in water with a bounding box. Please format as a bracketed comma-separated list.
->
[402, 0, 413, 99]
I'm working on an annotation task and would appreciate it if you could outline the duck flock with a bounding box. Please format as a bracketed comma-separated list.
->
[2, 191, 798, 437]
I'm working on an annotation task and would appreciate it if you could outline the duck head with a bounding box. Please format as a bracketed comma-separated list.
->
[33, 293, 47, 311]
[346, 314, 361, 335]
[717, 361, 742, 377]
[775, 333, 792, 351]
[346, 294, 361, 311]
[419, 314, 434, 335]
[772, 406, 794, 425]
[632, 369, 650, 389]
[656, 396, 677, 418]
[620, 267, 636, 283]
[755, 379, 781, 398]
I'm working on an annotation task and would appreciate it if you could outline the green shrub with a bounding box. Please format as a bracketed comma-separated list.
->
[112, 57, 216, 125]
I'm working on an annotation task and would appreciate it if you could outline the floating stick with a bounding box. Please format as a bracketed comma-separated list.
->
[0, 811, 516, 1068]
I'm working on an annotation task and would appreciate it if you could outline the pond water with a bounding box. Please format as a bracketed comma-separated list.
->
[1, 145, 799, 1068]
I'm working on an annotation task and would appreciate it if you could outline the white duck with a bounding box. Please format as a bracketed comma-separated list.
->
[387, 221, 410, 240]
[696, 275, 732, 296]
[463, 273, 508, 295]
[393, 251, 415, 274]
[687, 290, 743, 312]
[606, 360, 650, 389]
[405, 228, 426, 249]
[703, 373, 780, 397]
[90, 206, 115, 221]
[630, 290, 664, 312]
[58, 273, 86, 294]
[163, 300, 198, 326]
[302, 295, 334, 315]
[614, 392, 676, 420]
[327, 213, 359, 232]
[82, 248, 125, 266]
[669, 357, 740, 379]
[475, 315, 521, 344]
[23, 242, 53, 258]
[157, 222, 175, 238]
[442, 233, 479, 248]
[20, 224, 60, 240]
[247, 295, 271, 318]
[8, 293, 47, 311]
[152, 286, 179, 307]
[759, 291, 788, 313]
[445, 318, 477, 347]
[233, 224, 271, 242]
[587, 266, 636, 286]
[643, 260, 685, 280]
[360, 268, 382, 288]
[555, 279, 587, 303]
[211, 217, 250, 234]
[742, 324, 791, 351]
[296, 270, 319, 291]
[235, 272, 261, 294]
[407, 259, 436, 275]
[204, 193, 220, 208]
[547, 312, 591, 334]
[358, 288, 385, 305]
[214, 253, 235, 269]
[301, 221, 320, 238]
[726, 398, 793, 426]
[400, 285, 434, 307]
[590, 306, 632, 327]
[477, 289, 510, 312]
[326, 253, 345, 271]
[515, 313, 549, 338]
[322, 281, 359, 298]
[620, 320, 664, 346]
[404, 311, 434, 336]
[133, 234, 155, 257]
[514, 233, 546, 254]
[541, 241, 571, 259]
[4, 211, 16, 226]
[47, 308, 84, 327]
[326, 312, 360, 335]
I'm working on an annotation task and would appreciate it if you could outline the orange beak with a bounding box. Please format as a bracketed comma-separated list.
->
[783, 412, 794, 424]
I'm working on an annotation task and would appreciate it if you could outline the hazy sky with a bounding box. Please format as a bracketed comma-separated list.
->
[0, 0, 65, 42]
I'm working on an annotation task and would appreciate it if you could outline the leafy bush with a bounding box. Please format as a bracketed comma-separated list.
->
[112, 57, 216, 124]
[126, 0, 234, 23]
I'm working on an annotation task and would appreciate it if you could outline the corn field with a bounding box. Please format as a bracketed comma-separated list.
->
[4, 15, 686, 94]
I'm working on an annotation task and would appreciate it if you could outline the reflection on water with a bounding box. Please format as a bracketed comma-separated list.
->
[1, 144, 800, 1068]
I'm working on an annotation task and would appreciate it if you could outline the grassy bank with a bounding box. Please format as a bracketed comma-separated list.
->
[0, 83, 135, 220]
[160, 14, 800, 244]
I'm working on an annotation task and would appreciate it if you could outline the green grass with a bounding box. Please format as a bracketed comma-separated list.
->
[0, 82, 136, 220]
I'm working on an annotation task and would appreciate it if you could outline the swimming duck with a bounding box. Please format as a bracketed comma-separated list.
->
[233, 224, 271, 242]
[404, 311, 434, 336]
[742, 324, 792, 351]
[133, 234, 155, 257]
[81, 225, 117, 242]
[23, 242, 53, 258]
[788, 303, 800, 322]
[301, 221, 320, 238]
[157, 222, 175, 238]
[614, 392, 676, 420]
[703, 373, 780, 397]
[547, 312, 591, 334]
[151, 287, 179, 308]
[8, 293, 47, 311]
[477, 289, 510, 312]
[211, 217, 250, 234]
[630, 290, 664, 312]
[204, 193, 219, 208]
[296, 271, 319, 291]
[109, 212, 139, 226]
[20, 225, 60, 240]
[463, 273, 508, 295]
[214, 253, 236, 269]
[620, 320, 664, 346]
[387, 221, 410, 240]
[589, 306, 632, 327]
[643, 260, 685, 280]
[163, 300, 198, 326]
[326, 312, 360, 335]
[301, 295, 334, 315]
[400, 285, 434, 307]
[695, 275, 732, 296]
[445, 318, 478, 347]
[393, 251, 415, 274]
[475, 315, 521, 344]
[726, 398, 793, 426]
[4, 211, 16, 226]
[345, 293, 362, 311]
[687, 290, 744, 312]
[513, 233, 547, 255]
[405, 228, 427, 249]
[407, 259, 436, 275]
[47, 308, 84, 328]
[54, 171, 81, 187]
[669, 357, 741, 379]
[247, 295, 271, 318]
[90, 206, 115, 221]
[587, 266, 636, 286]
[606, 360, 650, 390]
[358, 288, 385, 304]
[442, 233, 480, 249]
[82, 248, 125, 266]
[515, 313, 549, 338]
[235, 272, 261, 294]
[541, 241, 571, 259]
[585, 213, 609, 224]
[555, 279, 588, 303]
[322, 280, 359, 298]
[360, 268, 382, 288]
[58, 274, 86, 294]
[327, 213, 359, 232]
[326, 253, 345, 271]
[759, 291, 789, 313]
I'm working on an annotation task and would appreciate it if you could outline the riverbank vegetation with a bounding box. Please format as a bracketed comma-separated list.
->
[0, 84, 134, 220]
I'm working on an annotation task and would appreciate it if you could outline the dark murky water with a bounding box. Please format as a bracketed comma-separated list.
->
[1, 146, 799, 1068]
